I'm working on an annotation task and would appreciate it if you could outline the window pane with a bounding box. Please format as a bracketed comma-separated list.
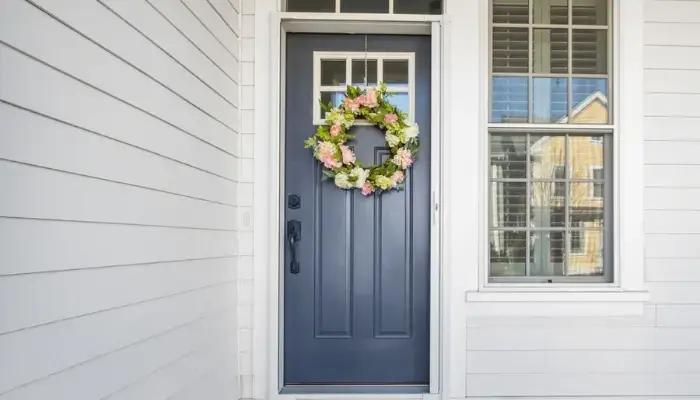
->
[493, 0, 529, 24]
[490, 230, 527, 277]
[491, 182, 527, 227]
[572, 29, 607, 74]
[491, 134, 528, 179]
[531, 182, 566, 227]
[533, 29, 568, 74]
[567, 230, 604, 276]
[394, 0, 442, 14]
[534, 0, 568, 24]
[493, 27, 529, 73]
[287, 0, 336, 12]
[492, 77, 528, 123]
[351, 59, 378, 86]
[533, 77, 568, 123]
[385, 92, 410, 117]
[320, 91, 345, 118]
[530, 231, 565, 276]
[571, 78, 608, 124]
[321, 60, 346, 86]
[341, 0, 389, 13]
[530, 135, 566, 179]
[384, 60, 409, 87]
[572, 0, 608, 25]
[570, 135, 603, 179]
[570, 182, 604, 228]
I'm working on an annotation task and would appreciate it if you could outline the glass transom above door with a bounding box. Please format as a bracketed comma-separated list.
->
[314, 51, 415, 125]
[286, 0, 443, 14]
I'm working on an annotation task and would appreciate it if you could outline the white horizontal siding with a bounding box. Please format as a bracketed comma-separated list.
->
[466, 1, 700, 397]
[0, 0, 240, 398]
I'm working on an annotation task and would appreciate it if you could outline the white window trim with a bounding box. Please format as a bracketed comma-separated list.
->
[312, 51, 416, 125]
[454, 0, 648, 317]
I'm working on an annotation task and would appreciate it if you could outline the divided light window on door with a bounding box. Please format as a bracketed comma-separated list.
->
[313, 52, 415, 125]
[286, 0, 442, 14]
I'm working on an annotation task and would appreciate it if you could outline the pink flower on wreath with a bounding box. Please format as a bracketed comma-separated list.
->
[317, 141, 341, 169]
[330, 124, 342, 137]
[340, 145, 355, 165]
[342, 97, 360, 113]
[390, 171, 405, 187]
[364, 88, 379, 108]
[355, 95, 367, 106]
[392, 148, 414, 169]
[384, 113, 398, 124]
[362, 182, 374, 196]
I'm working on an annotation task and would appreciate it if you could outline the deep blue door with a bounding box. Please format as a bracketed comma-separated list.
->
[284, 34, 431, 387]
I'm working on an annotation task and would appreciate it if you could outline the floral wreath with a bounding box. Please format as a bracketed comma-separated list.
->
[304, 82, 420, 196]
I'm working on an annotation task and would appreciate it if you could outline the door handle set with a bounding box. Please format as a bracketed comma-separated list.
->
[287, 219, 301, 274]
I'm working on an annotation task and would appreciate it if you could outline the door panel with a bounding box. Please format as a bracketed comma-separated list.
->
[284, 34, 431, 387]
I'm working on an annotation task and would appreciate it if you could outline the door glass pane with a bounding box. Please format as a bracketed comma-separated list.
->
[491, 182, 527, 227]
[572, 29, 607, 74]
[534, 0, 568, 24]
[490, 230, 527, 277]
[384, 60, 409, 87]
[491, 77, 528, 123]
[530, 231, 565, 276]
[572, 0, 608, 25]
[533, 29, 568, 74]
[493, 0, 529, 24]
[319, 91, 345, 118]
[340, 0, 390, 13]
[287, 0, 336, 12]
[491, 134, 527, 180]
[321, 60, 346, 86]
[571, 78, 608, 124]
[394, 0, 442, 14]
[567, 230, 604, 276]
[351, 59, 378, 86]
[385, 92, 410, 116]
[533, 77, 568, 123]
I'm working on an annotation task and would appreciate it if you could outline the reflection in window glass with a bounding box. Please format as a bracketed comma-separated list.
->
[530, 182, 565, 228]
[491, 182, 527, 228]
[287, 0, 335, 12]
[570, 182, 604, 228]
[572, 78, 608, 124]
[533, 78, 568, 123]
[533, 29, 568, 74]
[572, 30, 608, 74]
[319, 92, 345, 118]
[490, 134, 528, 180]
[530, 135, 566, 180]
[567, 230, 604, 276]
[385, 92, 410, 118]
[492, 27, 529, 73]
[530, 231, 565, 276]
[491, 77, 528, 123]
[490, 230, 527, 277]
[570, 136, 603, 179]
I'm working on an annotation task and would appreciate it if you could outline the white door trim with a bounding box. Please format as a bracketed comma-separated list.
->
[254, 9, 446, 400]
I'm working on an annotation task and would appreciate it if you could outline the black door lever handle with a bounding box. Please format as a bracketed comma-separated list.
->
[287, 220, 301, 274]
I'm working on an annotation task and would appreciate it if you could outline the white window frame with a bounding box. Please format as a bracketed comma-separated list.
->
[450, 0, 648, 316]
[312, 51, 416, 125]
[285, 0, 441, 14]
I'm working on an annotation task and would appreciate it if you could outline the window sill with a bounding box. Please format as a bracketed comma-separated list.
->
[465, 290, 650, 317]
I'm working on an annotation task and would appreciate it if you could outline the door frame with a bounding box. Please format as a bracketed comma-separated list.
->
[255, 11, 445, 400]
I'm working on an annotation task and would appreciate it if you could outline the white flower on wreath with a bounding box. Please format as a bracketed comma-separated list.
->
[403, 122, 420, 141]
[385, 133, 401, 148]
[349, 167, 370, 188]
[334, 173, 353, 189]
[327, 108, 352, 128]
[375, 175, 393, 190]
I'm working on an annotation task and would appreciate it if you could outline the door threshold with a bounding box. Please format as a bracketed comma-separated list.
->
[281, 385, 429, 395]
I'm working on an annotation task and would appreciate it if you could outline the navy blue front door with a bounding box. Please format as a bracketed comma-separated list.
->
[283, 34, 431, 387]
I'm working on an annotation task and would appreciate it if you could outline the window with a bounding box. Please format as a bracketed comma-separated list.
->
[489, 0, 611, 283]
[313, 52, 414, 125]
[286, 0, 442, 14]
